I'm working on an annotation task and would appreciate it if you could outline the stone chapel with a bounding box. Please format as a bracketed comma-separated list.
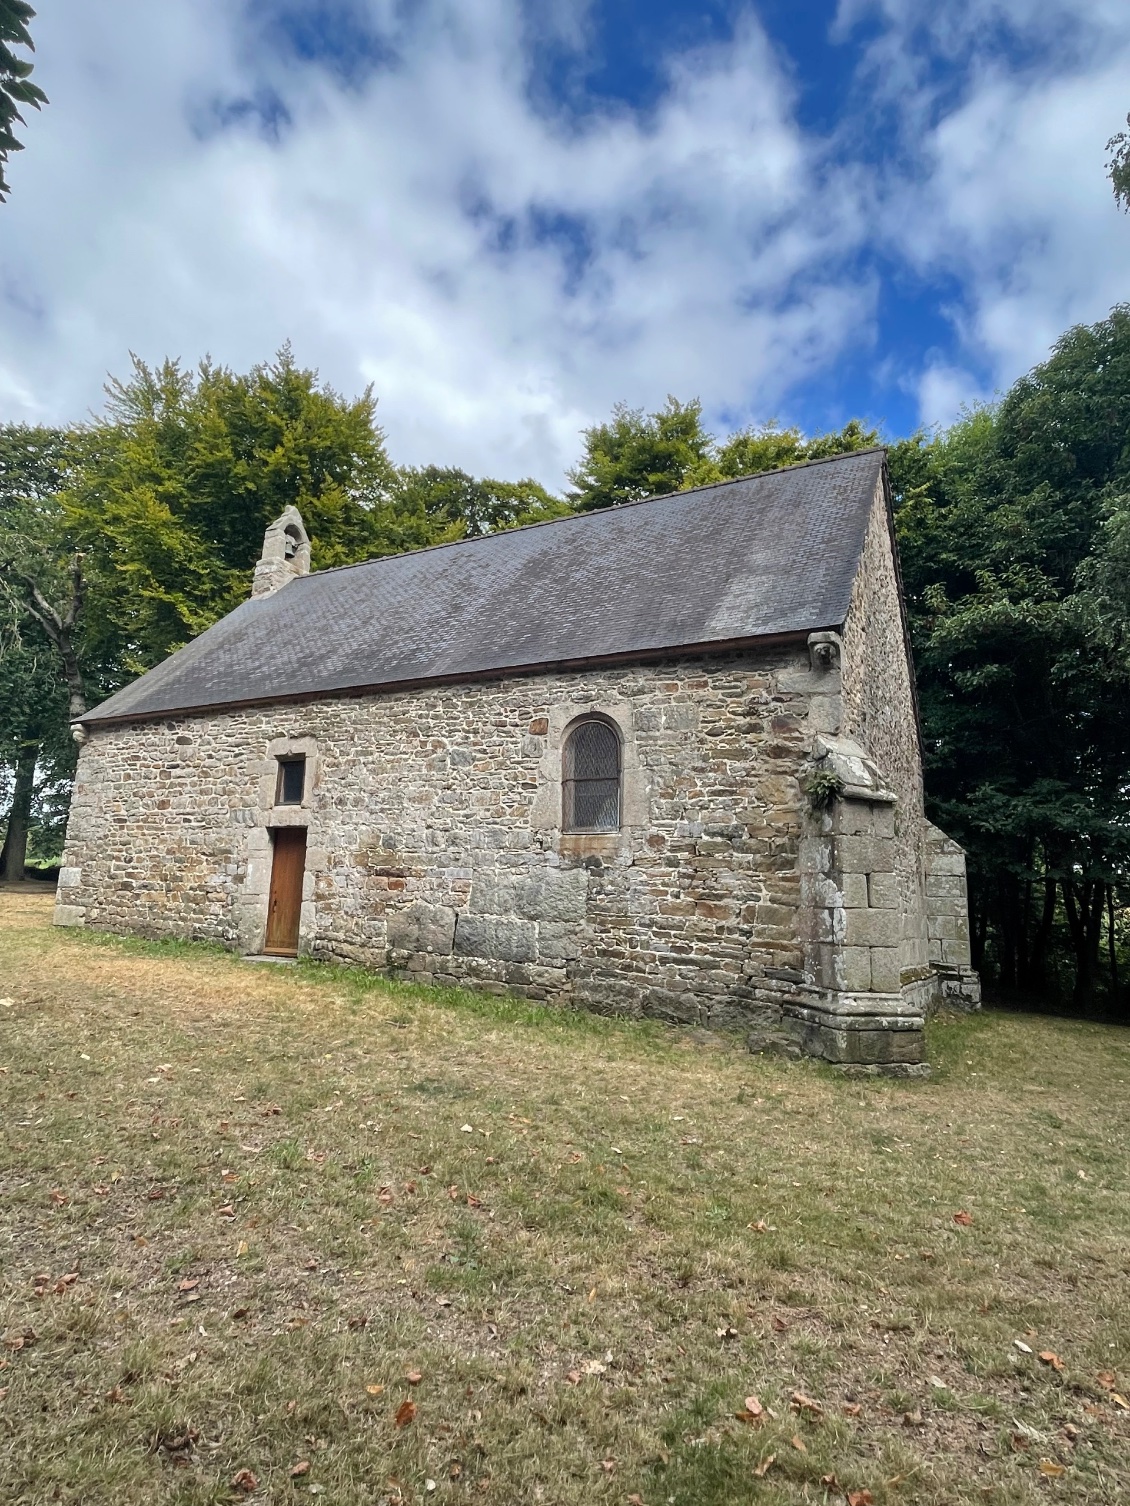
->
[54, 448, 979, 1069]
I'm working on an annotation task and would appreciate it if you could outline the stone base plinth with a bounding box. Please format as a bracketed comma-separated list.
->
[746, 985, 927, 1066]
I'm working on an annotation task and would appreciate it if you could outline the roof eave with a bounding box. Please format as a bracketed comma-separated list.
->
[76, 626, 833, 731]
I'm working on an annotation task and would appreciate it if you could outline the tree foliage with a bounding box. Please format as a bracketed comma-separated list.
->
[891, 305, 1130, 1005]
[566, 397, 715, 510]
[566, 400, 879, 511]
[1108, 113, 1130, 213]
[59, 348, 397, 680]
[0, 426, 78, 876]
[0, 0, 46, 202]
[390, 466, 569, 546]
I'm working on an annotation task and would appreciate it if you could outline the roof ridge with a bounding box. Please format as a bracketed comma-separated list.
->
[289, 446, 888, 583]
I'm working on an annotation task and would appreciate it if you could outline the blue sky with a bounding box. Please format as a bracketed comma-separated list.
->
[1, 0, 1128, 484]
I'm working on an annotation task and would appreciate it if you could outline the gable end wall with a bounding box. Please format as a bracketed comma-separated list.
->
[838, 478, 929, 980]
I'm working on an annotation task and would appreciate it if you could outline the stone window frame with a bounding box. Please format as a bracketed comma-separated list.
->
[531, 701, 648, 859]
[275, 754, 307, 806]
[561, 713, 622, 835]
[260, 735, 319, 829]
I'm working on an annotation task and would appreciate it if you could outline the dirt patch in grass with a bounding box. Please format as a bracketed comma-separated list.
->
[1, 889, 1128, 1504]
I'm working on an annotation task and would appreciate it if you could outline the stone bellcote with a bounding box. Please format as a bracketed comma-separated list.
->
[252, 506, 311, 598]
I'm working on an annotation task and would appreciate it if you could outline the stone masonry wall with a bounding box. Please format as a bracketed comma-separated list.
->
[839, 479, 929, 983]
[924, 821, 981, 1010]
[58, 647, 831, 1030]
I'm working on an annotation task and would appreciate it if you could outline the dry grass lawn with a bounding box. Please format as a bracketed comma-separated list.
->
[0, 887, 1128, 1505]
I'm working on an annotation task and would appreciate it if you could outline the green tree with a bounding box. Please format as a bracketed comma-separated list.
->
[890, 307, 1130, 1008]
[60, 347, 397, 679]
[566, 397, 714, 510]
[0, 1, 45, 202]
[567, 400, 880, 511]
[391, 466, 569, 546]
[714, 417, 879, 479]
[0, 425, 77, 879]
[1108, 113, 1130, 212]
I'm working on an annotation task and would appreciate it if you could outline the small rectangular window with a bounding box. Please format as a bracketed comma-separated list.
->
[276, 756, 306, 806]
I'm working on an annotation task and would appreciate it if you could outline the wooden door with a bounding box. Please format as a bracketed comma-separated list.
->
[264, 827, 307, 955]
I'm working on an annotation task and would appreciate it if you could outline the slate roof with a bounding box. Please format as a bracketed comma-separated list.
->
[82, 448, 886, 726]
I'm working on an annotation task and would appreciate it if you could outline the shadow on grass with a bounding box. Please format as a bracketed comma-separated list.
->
[59, 922, 683, 1050]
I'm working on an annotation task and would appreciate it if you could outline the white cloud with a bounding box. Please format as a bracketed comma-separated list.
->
[915, 362, 992, 430]
[2, 0, 1129, 476]
[893, 51, 1130, 425]
[0, 0, 870, 484]
[835, 0, 1130, 428]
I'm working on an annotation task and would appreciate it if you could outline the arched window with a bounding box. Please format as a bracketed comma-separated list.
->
[562, 718, 621, 833]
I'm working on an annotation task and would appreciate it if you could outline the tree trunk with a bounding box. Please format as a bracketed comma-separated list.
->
[1023, 875, 1058, 995]
[0, 743, 37, 882]
[11, 556, 88, 720]
[1063, 877, 1104, 1007]
[1107, 884, 1120, 1006]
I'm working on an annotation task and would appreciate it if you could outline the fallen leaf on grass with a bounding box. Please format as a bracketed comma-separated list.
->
[178, 1279, 199, 1293]
[952, 1210, 973, 1226]
[230, 1468, 259, 1493]
[290, 1461, 310, 1478]
[1112, 1393, 1130, 1411]
[821, 1475, 839, 1490]
[158, 1428, 199, 1454]
[366, 1384, 385, 1396]
[791, 1391, 823, 1416]
[1038, 1460, 1066, 1477]
[1096, 1370, 1117, 1389]
[406, 1370, 423, 1385]
[394, 1399, 417, 1427]
[790, 1435, 807, 1453]
[599, 1459, 615, 1473]
[1039, 1351, 1064, 1372]
[842, 1402, 862, 1418]
[771, 1315, 789, 1332]
[846, 1492, 873, 1506]
[748, 1220, 768, 1232]
[626, 1495, 648, 1505]
[565, 1371, 581, 1385]
[752, 1454, 776, 1478]
[1013, 1340, 1033, 1354]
